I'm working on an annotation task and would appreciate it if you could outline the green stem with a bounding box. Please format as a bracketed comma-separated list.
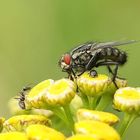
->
[78, 91, 89, 108]
[63, 104, 75, 132]
[48, 106, 68, 125]
[96, 94, 112, 111]
[87, 96, 99, 109]
[118, 113, 137, 137]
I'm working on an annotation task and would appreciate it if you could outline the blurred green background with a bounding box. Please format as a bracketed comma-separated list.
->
[0, 0, 140, 139]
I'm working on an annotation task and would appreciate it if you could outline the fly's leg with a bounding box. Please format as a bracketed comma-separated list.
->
[85, 53, 99, 77]
[85, 53, 98, 70]
[107, 65, 125, 80]
[96, 61, 120, 88]
[112, 64, 119, 88]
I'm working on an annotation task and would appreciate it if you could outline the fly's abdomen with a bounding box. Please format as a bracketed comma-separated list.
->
[99, 47, 127, 65]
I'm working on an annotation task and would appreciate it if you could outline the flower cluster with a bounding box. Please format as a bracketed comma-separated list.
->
[0, 71, 140, 140]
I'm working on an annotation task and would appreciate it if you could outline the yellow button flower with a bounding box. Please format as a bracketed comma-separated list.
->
[66, 134, 97, 140]
[8, 98, 31, 115]
[77, 109, 119, 126]
[31, 109, 53, 117]
[0, 117, 5, 132]
[44, 78, 76, 106]
[26, 124, 65, 140]
[26, 79, 54, 108]
[4, 115, 51, 131]
[113, 87, 140, 113]
[0, 132, 27, 140]
[75, 120, 120, 140]
[76, 72, 112, 97]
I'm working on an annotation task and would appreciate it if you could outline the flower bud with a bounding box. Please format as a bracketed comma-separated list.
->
[76, 72, 112, 97]
[26, 79, 54, 108]
[77, 109, 119, 125]
[75, 120, 120, 140]
[0, 132, 27, 140]
[66, 134, 97, 140]
[26, 124, 65, 140]
[44, 78, 76, 106]
[113, 87, 140, 114]
[4, 115, 51, 131]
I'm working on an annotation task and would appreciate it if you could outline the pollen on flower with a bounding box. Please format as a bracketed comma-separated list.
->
[26, 79, 54, 108]
[3, 115, 51, 132]
[77, 109, 119, 126]
[75, 120, 120, 140]
[113, 87, 140, 113]
[44, 78, 76, 106]
[66, 134, 97, 140]
[0, 132, 27, 140]
[26, 124, 65, 140]
[76, 72, 112, 97]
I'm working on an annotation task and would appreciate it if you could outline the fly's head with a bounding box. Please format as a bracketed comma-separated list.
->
[59, 53, 72, 72]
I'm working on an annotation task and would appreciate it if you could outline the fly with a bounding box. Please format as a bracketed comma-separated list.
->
[59, 40, 136, 88]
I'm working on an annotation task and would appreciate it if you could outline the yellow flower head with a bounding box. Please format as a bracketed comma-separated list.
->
[76, 72, 112, 97]
[8, 98, 31, 115]
[4, 115, 51, 132]
[113, 87, 140, 114]
[31, 109, 53, 117]
[26, 124, 65, 140]
[44, 78, 76, 106]
[109, 78, 127, 95]
[77, 109, 119, 126]
[75, 120, 120, 140]
[26, 79, 54, 108]
[0, 132, 27, 140]
[0, 117, 5, 132]
[66, 134, 98, 140]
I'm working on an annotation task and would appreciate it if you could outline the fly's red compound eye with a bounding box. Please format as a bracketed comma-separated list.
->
[64, 54, 71, 65]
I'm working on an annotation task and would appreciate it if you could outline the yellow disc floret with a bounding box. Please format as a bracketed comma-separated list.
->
[26, 79, 54, 108]
[114, 87, 140, 113]
[4, 115, 51, 131]
[77, 109, 119, 125]
[66, 134, 97, 140]
[0, 132, 27, 140]
[26, 124, 65, 140]
[44, 78, 76, 106]
[76, 72, 112, 97]
[75, 120, 120, 140]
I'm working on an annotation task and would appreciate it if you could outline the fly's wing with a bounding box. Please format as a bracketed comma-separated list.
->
[70, 42, 96, 55]
[91, 40, 137, 51]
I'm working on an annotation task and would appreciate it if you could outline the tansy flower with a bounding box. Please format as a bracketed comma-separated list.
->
[26, 124, 65, 140]
[31, 109, 53, 117]
[76, 72, 112, 97]
[4, 115, 51, 132]
[113, 87, 140, 136]
[77, 109, 119, 126]
[113, 87, 140, 113]
[8, 98, 31, 115]
[0, 132, 27, 140]
[26, 79, 54, 108]
[75, 120, 120, 140]
[66, 134, 98, 140]
[44, 78, 76, 106]
[0, 117, 5, 132]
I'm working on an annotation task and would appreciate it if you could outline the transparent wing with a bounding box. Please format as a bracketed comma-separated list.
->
[91, 40, 137, 51]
